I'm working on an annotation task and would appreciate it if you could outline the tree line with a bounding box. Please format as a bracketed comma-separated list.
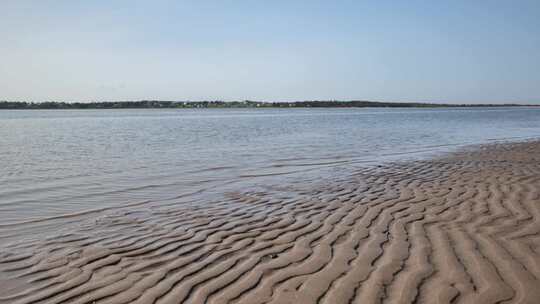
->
[0, 100, 525, 109]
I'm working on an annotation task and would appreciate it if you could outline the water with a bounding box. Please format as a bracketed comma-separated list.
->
[1, 107, 540, 226]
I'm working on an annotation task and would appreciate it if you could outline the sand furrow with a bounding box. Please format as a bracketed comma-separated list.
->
[2, 141, 540, 304]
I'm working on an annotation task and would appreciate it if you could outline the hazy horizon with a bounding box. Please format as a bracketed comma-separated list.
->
[1, 1, 539, 104]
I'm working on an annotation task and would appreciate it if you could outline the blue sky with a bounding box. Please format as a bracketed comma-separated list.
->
[1, 1, 539, 103]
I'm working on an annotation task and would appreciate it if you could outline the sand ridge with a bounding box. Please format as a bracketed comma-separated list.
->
[1, 141, 540, 304]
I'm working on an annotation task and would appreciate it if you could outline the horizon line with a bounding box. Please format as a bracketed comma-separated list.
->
[1, 99, 539, 105]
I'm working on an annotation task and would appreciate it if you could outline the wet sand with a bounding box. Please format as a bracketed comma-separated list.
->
[1, 141, 540, 304]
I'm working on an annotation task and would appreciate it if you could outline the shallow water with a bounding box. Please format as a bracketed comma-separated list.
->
[1, 107, 540, 225]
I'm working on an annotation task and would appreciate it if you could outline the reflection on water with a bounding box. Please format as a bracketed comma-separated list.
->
[1, 107, 540, 225]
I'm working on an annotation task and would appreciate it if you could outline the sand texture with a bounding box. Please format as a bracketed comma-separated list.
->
[1, 141, 540, 304]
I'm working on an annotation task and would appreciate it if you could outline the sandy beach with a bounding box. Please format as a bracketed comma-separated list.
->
[1, 140, 540, 304]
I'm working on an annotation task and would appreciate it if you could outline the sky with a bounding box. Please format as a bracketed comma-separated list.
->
[1, 1, 539, 104]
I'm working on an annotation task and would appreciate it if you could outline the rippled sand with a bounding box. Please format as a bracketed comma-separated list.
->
[1, 141, 540, 304]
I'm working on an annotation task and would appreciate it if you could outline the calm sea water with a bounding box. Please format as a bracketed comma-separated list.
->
[1, 107, 540, 226]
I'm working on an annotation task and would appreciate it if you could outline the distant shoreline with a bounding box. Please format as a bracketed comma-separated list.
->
[0, 100, 536, 110]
